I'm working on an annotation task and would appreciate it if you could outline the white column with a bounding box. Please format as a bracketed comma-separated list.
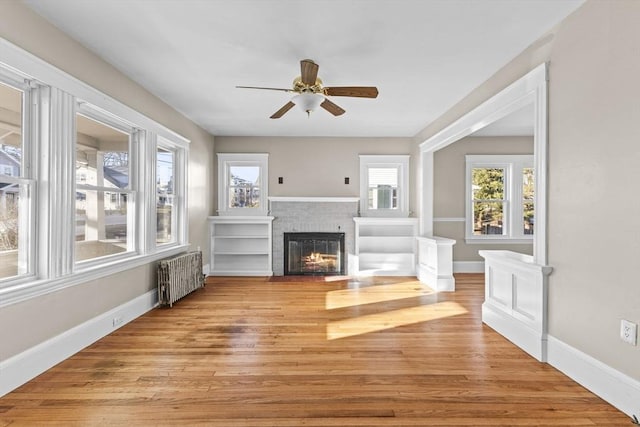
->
[84, 151, 105, 240]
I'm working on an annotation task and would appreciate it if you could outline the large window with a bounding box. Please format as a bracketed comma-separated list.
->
[0, 51, 190, 306]
[359, 155, 409, 217]
[217, 153, 268, 216]
[465, 155, 534, 242]
[0, 77, 33, 282]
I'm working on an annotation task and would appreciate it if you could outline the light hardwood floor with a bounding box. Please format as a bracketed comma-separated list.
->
[0, 274, 631, 426]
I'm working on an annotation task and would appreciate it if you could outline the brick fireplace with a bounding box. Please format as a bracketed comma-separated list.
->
[269, 197, 358, 276]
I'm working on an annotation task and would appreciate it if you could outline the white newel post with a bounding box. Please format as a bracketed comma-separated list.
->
[416, 236, 456, 291]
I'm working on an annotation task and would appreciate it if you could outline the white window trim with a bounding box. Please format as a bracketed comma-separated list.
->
[0, 38, 191, 308]
[74, 102, 138, 267]
[217, 153, 269, 216]
[359, 154, 409, 217]
[155, 136, 187, 248]
[0, 70, 37, 282]
[465, 154, 533, 243]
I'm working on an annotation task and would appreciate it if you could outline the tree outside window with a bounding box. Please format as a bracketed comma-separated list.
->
[471, 168, 505, 235]
[466, 155, 534, 242]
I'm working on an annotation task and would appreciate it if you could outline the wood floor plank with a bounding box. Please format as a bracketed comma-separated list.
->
[0, 274, 631, 425]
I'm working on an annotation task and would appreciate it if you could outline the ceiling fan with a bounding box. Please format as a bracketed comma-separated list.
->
[237, 59, 378, 119]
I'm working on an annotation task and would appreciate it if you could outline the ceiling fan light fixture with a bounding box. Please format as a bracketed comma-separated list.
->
[292, 92, 324, 116]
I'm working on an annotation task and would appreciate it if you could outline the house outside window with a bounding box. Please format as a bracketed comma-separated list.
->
[156, 143, 176, 245]
[465, 154, 534, 242]
[0, 47, 191, 307]
[0, 77, 34, 282]
[359, 155, 409, 217]
[75, 108, 134, 263]
[217, 153, 268, 216]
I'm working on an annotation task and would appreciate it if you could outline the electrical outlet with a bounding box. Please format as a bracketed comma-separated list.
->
[112, 316, 124, 327]
[620, 319, 637, 346]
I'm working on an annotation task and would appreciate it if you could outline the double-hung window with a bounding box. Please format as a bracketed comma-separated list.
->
[0, 72, 35, 282]
[465, 154, 534, 242]
[359, 155, 409, 217]
[0, 45, 190, 307]
[75, 105, 136, 264]
[156, 137, 187, 246]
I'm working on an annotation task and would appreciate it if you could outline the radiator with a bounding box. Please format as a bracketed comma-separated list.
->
[157, 251, 205, 307]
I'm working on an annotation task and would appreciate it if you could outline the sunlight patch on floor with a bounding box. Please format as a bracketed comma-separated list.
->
[326, 301, 468, 340]
[325, 280, 435, 310]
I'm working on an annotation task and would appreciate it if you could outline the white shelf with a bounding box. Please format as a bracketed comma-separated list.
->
[353, 217, 418, 276]
[214, 235, 267, 239]
[208, 216, 274, 276]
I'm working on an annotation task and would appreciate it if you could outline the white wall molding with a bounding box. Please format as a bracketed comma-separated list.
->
[453, 261, 484, 273]
[547, 335, 640, 418]
[0, 289, 158, 398]
[433, 217, 465, 222]
[419, 62, 548, 265]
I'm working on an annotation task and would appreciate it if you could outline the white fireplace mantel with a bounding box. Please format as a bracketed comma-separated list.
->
[269, 196, 359, 203]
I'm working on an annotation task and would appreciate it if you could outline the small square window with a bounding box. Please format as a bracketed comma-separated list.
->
[217, 153, 268, 216]
[359, 155, 409, 217]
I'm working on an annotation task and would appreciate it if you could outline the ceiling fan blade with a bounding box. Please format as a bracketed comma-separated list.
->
[324, 86, 379, 98]
[270, 101, 296, 119]
[300, 59, 319, 86]
[237, 85, 292, 92]
[320, 99, 345, 116]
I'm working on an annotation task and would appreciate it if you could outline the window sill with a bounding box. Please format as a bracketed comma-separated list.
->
[465, 237, 533, 245]
[0, 244, 190, 308]
[216, 210, 269, 216]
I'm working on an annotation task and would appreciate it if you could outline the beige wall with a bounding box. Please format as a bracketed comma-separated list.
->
[434, 136, 533, 261]
[214, 136, 415, 213]
[414, 0, 640, 380]
[0, 2, 215, 360]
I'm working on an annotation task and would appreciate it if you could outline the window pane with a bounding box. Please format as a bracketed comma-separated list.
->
[0, 83, 23, 177]
[473, 201, 504, 235]
[523, 167, 534, 235]
[0, 183, 28, 279]
[76, 189, 128, 262]
[368, 167, 398, 209]
[157, 147, 174, 244]
[0, 82, 27, 280]
[523, 201, 534, 235]
[472, 168, 504, 200]
[229, 166, 260, 208]
[76, 114, 129, 188]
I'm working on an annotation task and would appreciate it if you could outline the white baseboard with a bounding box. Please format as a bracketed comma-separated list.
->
[0, 289, 158, 398]
[482, 302, 546, 362]
[453, 261, 484, 273]
[547, 335, 640, 418]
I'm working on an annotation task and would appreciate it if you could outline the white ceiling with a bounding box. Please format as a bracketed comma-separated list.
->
[23, 0, 583, 138]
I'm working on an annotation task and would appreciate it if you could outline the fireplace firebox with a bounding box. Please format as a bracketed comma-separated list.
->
[284, 232, 345, 276]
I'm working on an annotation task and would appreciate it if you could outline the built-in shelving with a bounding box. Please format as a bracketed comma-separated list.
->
[208, 216, 274, 276]
[353, 217, 418, 276]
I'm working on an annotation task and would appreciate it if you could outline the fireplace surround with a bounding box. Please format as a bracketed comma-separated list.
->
[284, 232, 345, 276]
[269, 197, 359, 276]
